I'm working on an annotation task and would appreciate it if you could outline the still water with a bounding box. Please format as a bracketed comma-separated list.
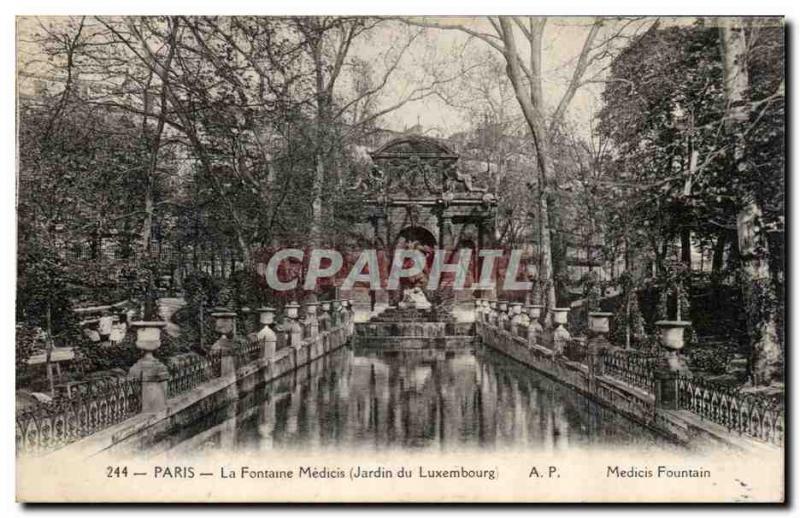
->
[167, 344, 675, 455]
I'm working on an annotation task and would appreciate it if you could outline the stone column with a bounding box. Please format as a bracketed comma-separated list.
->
[211, 310, 238, 377]
[128, 321, 169, 413]
[654, 320, 692, 410]
[586, 312, 614, 383]
[551, 308, 571, 356]
[479, 214, 497, 249]
[439, 213, 454, 250]
[372, 211, 388, 247]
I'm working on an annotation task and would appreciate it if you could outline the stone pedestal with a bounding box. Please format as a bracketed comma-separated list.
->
[211, 310, 238, 377]
[586, 312, 614, 379]
[526, 304, 543, 346]
[285, 302, 303, 366]
[303, 302, 320, 338]
[128, 321, 169, 413]
[256, 307, 277, 361]
[654, 320, 692, 409]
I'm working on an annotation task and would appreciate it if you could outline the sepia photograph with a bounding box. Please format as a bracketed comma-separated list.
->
[12, 11, 786, 503]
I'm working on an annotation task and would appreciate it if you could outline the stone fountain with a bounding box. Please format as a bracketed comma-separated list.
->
[355, 288, 472, 349]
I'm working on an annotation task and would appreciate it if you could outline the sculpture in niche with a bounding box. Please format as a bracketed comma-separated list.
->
[352, 135, 488, 197]
[398, 287, 432, 310]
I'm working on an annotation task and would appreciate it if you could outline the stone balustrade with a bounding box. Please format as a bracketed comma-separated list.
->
[16, 300, 355, 456]
[474, 299, 783, 450]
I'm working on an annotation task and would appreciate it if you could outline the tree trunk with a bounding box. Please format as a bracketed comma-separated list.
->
[680, 228, 692, 270]
[497, 18, 557, 311]
[711, 231, 728, 273]
[719, 19, 782, 386]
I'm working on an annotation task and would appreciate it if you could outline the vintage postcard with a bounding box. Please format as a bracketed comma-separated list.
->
[15, 15, 785, 503]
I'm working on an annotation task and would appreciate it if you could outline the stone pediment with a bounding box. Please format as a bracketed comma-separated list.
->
[360, 135, 487, 198]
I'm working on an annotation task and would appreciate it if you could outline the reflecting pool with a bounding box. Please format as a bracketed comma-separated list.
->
[162, 343, 677, 455]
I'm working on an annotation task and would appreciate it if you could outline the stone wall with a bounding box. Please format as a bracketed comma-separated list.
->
[43, 302, 355, 460]
[474, 301, 782, 453]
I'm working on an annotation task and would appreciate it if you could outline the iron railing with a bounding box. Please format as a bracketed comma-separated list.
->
[166, 353, 221, 398]
[601, 350, 657, 393]
[677, 376, 784, 446]
[235, 339, 263, 367]
[16, 378, 142, 455]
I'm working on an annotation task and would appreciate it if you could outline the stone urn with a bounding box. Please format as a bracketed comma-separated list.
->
[509, 302, 523, 324]
[588, 312, 614, 335]
[526, 304, 543, 321]
[256, 306, 276, 327]
[655, 320, 692, 351]
[285, 302, 300, 320]
[551, 307, 570, 326]
[212, 310, 237, 339]
[655, 320, 692, 373]
[131, 321, 168, 353]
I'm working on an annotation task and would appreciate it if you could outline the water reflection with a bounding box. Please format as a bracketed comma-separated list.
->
[170, 345, 674, 455]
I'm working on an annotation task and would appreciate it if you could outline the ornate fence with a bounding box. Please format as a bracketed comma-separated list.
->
[166, 353, 222, 398]
[564, 339, 587, 363]
[16, 379, 142, 455]
[235, 339, 264, 367]
[54, 376, 129, 400]
[677, 376, 784, 446]
[601, 350, 657, 393]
